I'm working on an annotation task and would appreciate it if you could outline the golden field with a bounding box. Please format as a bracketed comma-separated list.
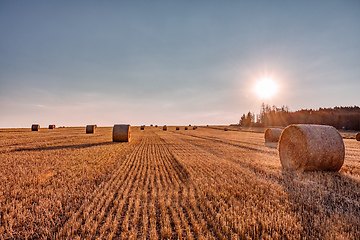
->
[0, 126, 359, 239]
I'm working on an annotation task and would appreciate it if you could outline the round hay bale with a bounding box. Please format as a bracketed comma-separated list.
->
[278, 124, 345, 171]
[113, 124, 130, 142]
[155, 125, 158, 128]
[150, 124, 153, 127]
[49, 125, 56, 129]
[185, 127, 188, 130]
[140, 125, 145, 130]
[176, 127, 180, 130]
[193, 126, 197, 130]
[264, 128, 282, 142]
[32, 124, 40, 131]
[163, 125, 167, 131]
[86, 125, 96, 134]
[356, 132, 360, 141]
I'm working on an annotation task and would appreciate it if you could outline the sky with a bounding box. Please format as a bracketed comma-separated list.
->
[1, 1, 359, 128]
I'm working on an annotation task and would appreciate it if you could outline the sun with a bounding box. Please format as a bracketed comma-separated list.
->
[254, 78, 278, 99]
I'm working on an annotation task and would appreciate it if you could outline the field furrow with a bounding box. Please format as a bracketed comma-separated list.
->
[159, 128, 360, 239]
[1, 126, 359, 239]
[55, 130, 213, 239]
[0, 127, 136, 239]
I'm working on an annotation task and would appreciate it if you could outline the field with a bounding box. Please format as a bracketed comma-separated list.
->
[0, 126, 359, 239]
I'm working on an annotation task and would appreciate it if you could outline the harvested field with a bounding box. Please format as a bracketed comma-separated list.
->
[0, 127, 359, 239]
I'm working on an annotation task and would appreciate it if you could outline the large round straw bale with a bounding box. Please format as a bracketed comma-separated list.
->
[113, 124, 130, 142]
[140, 125, 145, 130]
[32, 124, 40, 131]
[49, 125, 56, 129]
[264, 128, 282, 142]
[278, 124, 345, 171]
[176, 127, 180, 130]
[86, 125, 96, 134]
[356, 132, 360, 141]
[163, 125, 167, 131]
[185, 127, 188, 130]
[155, 125, 158, 127]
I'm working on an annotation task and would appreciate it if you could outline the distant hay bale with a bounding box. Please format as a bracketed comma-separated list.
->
[86, 125, 96, 134]
[49, 125, 56, 129]
[176, 127, 180, 130]
[356, 132, 360, 141]
[185, 127, 188, 130]
[163, 125, 167, 131]
[278, 124, 345, 171]
[31, 124, 40, 131]
[189, 124, 191, 126]
[140, 125, 145, 130]
[113, 124, 130, 142]
[193, 126, 197, 130]
[264, 128, 282, 142]
[150, 124, 153, 127]
[155, 125, 158, 127]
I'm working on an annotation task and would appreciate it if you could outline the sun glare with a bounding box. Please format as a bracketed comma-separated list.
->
[254, 78, 278, 99]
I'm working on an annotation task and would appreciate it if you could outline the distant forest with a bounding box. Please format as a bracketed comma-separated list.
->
[240, 104, 360, 131]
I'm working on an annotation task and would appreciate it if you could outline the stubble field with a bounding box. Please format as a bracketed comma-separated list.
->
[0, 126, 359, 239]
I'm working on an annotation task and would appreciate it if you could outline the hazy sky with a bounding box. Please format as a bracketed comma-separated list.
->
[1, 1, 359, 127]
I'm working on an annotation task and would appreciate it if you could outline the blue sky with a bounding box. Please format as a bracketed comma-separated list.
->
[1, 1, 359, 127]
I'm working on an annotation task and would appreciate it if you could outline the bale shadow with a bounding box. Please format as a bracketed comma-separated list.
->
[264, 142, 278, 149]
[11, 141, 119, 152]
[156, 136, 191, 183]
[281, 170, 360, 238]
[178, 132, 272, 154]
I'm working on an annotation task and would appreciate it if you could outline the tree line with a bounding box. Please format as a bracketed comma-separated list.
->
[240, 104, 360, 130]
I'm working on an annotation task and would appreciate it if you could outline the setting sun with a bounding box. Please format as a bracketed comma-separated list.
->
[254, 78, 278, 99]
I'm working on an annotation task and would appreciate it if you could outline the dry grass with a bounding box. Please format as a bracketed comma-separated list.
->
[0, 126, 359, 239]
